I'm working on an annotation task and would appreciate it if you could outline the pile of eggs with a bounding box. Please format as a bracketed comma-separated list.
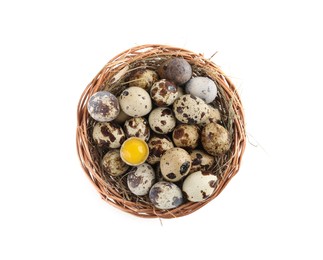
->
[88, 58, 231, 210]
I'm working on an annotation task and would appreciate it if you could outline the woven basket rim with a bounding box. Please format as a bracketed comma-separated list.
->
[76, 44, 246, 218]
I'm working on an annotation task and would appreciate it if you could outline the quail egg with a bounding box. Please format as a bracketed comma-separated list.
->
[147, 135, 174, 165]
[189, 150, 215, 173]
[149, 181, 183, 210]
[87, 91, 120, 122]
[148, 107, 176, 134]
[124, 117, 150, 142]
[185, 77, 217, 103]
[201, 123, 231, 156]
[119, 87, 152, 117]
[160, 147, 191, 182]
[128, 69, 159, 91]
[172, 124, 200, 149]
[150, 79, 178, 106]
[127, 163, 155, 196]
[92, 122, 125, 148]
[182, 171, 218, 202]
[199, 105, 221, 126]
[102, 150, 129, 176]
[157, 58, 192, 85]
[173, 94, 210, 124]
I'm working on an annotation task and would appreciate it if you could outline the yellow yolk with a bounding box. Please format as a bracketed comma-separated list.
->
[120, 137, 149, 166]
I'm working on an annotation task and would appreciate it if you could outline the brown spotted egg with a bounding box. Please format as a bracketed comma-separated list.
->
[189, 150, 215, 173]
[128, 69, 159, 91]
[148, 107, 176, 134]
[149, 181, 183, 209]
[102, 150, 129, 176]
[87, 91, 120, 122]
[127, 163, 155, 196]
[92, 122, 125, 148]
[119, 87, 152, 117]
[201, 123, 231, 156]
[172, 124, 200, 149]
[199, 105, 221, 127]
[173, 94, 210, 124]
[147, 135, 174, 165]
[182, 171, 218, 202]
[124, 117, 150, 142]
[160, 147, 191, 182]
[150, 79, 178, 106]
[157, 58, 192, 85]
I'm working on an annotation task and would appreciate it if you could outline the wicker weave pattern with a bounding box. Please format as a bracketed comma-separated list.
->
[76, 44, 246, 218]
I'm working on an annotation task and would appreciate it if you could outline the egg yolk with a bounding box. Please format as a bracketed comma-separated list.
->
[120, 138, 149, 166]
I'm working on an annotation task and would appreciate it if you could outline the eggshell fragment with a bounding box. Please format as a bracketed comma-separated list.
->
[149, 181, 183, 209]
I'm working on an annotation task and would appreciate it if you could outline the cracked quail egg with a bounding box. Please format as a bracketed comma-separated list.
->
[182, 171, 218, 202]
[124, 117, 150, 142]
[172, 124, 200, 149]
[201, 123, 231, 156]
[102, 150, 129, 176]
[128, 69, 159, 91]
[150, 79, 178, 106]
[157, 58, 192, 85]
[185, 77, 217, 103]
[87, 91, 120, 122]
[149, 181, 183, 210]
[147, 135, 174, 165]
[148, 107, 176, 134]
[119, 87, 152, 117]
[160, 147, 191, 182]
[173, 94, 210, 124]
[189, 150, 215, 173]
[92, 122, 125, 148]
[127, 163, 155, 196]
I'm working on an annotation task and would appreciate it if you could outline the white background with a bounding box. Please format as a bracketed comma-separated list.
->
[1, 0, 322, 259]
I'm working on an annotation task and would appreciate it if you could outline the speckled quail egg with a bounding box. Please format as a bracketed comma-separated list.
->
[149, 181, 183, 209]
[182, 171, 218, 202]
[102, 150, 129, 176]
[148, 107, 176, 134]
[189, 150, 215, 173]
[119, 87, 152, 117]
[160, 147, 191, 182]
[128, 69, 159, 91]
[157, 58, 192, 85]
[87, 91, 120, 122]
[127, 163, 155, 196]
[185, 77, 217, 103]
[114, 97, 131, 124]
[124, 117, 150, 142]
[201, 123, 231, 156]
[172, 124, 200, 149]
[150, 79, 178, 106]
[173, 94, 210, 124]
[92, 122, 125, 148]
[147, 135, 174, 165]
[199, 105, 221, 126]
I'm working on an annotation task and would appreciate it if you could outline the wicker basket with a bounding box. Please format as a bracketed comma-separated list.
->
[76, 44, 246, 218]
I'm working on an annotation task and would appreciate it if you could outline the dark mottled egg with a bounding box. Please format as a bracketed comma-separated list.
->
[199, 105, 221, 127]
[102, 150, 129, 176]
[185, 77, 217, 103]
[160, 147, 191, 182]
[189, 150, 215, 173]
[147, 135, 174, 165]
[124, 117, 150, 142]
[87, 91, 120, 122]
[182, 171, 218, 202]
[149, 181, 183, 209]
[92, 122, 125, 148]
[127, 163, 155, 196]
[173, 94, 210, 124]
[150, 79, 178, 106]
[172, 124, 200, 149]
[128, 69, 159, 91]
[119, 87, 152, 117]
[157, 58, 192, 85]
[148, 107, 176, 134]
[201, 123, 231, 156]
